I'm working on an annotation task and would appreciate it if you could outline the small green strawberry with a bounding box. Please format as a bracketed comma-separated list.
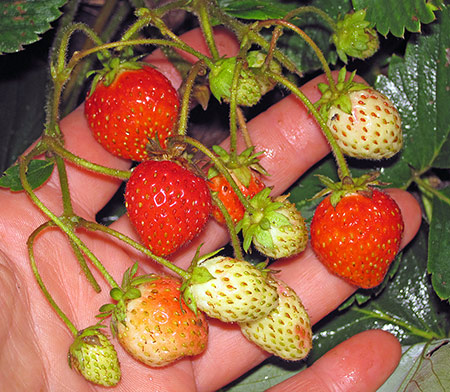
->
[240, 278, 312, 361]
[237, 189, 308, 259]
[209, 51, 281, 107]
[185, 256, 279, 323]
[68, 325, 121, 387]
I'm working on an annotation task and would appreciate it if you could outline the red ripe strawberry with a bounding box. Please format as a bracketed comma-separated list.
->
[116, 274, 208, 367]
[85, 65, 179, 161]
[209, 171, 265, 224]
[310, 188, 404, 289]
[125, 159, 212, 256]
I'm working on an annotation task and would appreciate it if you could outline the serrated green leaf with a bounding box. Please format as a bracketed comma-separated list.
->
[428, 187, 450, 301]
[373, 8, 450, 186]
[0, 159, 54, 191]
[379, 339, 450, 391]
[352, 0, 439, 37]
[0, 0, 67, 54]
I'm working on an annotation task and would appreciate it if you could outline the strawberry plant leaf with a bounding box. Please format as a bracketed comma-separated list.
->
[373, 7, 450, 186]
[352, 0, 440, 37]
[217, 0, 296, 20]
[379, 339, 450, 391]
[0, 0, 67, 54]
[428, 186, 450, 301]
[0, 159, 54, 192]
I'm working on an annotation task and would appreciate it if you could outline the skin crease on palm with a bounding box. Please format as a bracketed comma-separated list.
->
[0, 27, 421, 392]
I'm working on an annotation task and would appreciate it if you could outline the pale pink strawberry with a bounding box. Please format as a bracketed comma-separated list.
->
[239, 278, 312, 361]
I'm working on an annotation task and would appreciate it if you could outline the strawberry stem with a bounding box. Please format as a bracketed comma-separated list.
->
[208, 4, 299, 75]
[19, 155, 120, 290]
[182, 136, 256, 213]
[28, 222, 78, 337]
[135, 8, 216, 69]
[177, 60, 207, 136]
[353, 307, 445, 341]
[283, 6, 337, 32]
[228, 57, 244, 159]
[266, 71, 351, 180]
[79, 219, 191, 281]
[236, 107, 254, 149]
[44, 136, 131, 180]
[413, 175, 450, 208]
[258, 19, 337, 93]
[194, 0, 220, 61]
[210, 193, 244, 260]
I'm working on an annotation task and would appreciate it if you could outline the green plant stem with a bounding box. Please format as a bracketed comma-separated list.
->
[236, 107, 253, 149]
[354, 307, 444, 340]
[28, 221, 78, 337]
[19, 155, 119, 289]
[228, 58, 244, 159]
[182, 136, 256, 213]
[210, 193, 244, 260]
[413, 175, 450, 207]
[177, 60, 207, 136]
[55, 155, 74, 215]
[66, 38, 214, 71]
[62, 0, 130, 114]
[258, 19, 336, 93]
[44, 136, 131, 180]
[47, 24, 105, 137]
[284, 5, 337, 31]
[194, 0, 220, 60]
[266, 71, 351, 179]
[208, 4, 299, 75]
[79, 219, 190, 280]
[133, 8, 216, 69]
[68, 237, 101, 293]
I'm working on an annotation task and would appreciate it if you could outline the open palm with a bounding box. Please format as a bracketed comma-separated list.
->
[0, 28, 421, 391]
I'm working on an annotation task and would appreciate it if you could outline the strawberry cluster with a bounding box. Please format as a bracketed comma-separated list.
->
[16, 2, 407, 388]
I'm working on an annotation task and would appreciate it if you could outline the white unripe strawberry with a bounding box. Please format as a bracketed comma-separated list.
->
[187, 256, 279, 323]
[327, 88, 402, 160]
[239, 278, 312, 361]
[252, 195, 308, 259]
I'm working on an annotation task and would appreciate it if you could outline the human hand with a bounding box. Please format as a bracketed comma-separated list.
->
[0, 28, 421, 391]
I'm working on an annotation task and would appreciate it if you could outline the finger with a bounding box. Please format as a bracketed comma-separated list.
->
[267, 330, 401, 392]
[192, 189, 421, 391]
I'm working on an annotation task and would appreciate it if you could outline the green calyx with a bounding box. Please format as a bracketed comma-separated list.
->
[97, 262, 157, 334]
[86, 48, 145, 96]
[237, 188, 292, 252]
[207, 145, 267, 188]
[314, 67, 369, 119]
[314, 171, 386, 207]
[208, 51, 282, 107]
[332, 9, 380, 63]
[181, 246, 222, 314]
